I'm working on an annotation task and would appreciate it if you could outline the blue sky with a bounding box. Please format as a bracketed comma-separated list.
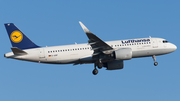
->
[0, 0, 180, 101]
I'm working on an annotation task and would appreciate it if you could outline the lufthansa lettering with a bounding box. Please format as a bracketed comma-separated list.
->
[121, 39, 150, 44]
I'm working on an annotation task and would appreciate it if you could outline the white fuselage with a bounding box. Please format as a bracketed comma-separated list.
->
[5, 38, 177, 64]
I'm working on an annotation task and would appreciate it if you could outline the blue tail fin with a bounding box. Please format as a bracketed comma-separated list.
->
[4, 23, 39, 50]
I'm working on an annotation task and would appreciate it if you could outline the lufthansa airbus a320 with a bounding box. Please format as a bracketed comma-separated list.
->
[4, 22, 177, 75]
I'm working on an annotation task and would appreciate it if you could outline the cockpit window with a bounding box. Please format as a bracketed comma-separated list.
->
[163, 40, 168, 43]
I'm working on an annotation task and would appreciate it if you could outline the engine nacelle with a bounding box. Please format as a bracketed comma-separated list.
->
[106, 60, 124, 70]
[113, 48, 132, 60]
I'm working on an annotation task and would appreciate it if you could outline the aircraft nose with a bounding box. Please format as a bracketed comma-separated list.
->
[174, 44, 177, 50]
[171, 44, 177, 52]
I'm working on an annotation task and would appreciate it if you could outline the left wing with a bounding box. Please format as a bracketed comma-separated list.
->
[79, 21, 114, 56]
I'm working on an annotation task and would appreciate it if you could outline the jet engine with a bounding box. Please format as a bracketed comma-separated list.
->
[113, 48, 132, 60]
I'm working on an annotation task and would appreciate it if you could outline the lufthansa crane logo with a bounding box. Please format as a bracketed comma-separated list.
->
[10, 31, 23, 43]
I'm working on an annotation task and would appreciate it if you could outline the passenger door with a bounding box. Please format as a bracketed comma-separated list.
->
[152, 38, 158, 48]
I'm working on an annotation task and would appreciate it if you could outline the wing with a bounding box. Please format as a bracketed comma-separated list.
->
[79, 21, 114, 56]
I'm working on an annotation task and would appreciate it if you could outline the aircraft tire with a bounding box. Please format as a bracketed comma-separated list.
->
[97, 63, 103, 69]
[154, 62, 158, 66]
[92, 69, 98, 75]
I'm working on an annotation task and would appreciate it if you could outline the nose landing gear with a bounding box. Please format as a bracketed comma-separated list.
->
[152, 55, 158, 66]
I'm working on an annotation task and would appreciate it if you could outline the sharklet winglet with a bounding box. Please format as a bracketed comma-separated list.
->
[79, 21, 91, 33]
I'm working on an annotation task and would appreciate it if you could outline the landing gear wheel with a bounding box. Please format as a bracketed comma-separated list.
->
[92, 69, 98, 75]
[154, 62, 158, 66]
[97, 63, 103, 69]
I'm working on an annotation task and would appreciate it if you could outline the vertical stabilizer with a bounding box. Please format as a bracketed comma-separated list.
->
[4, 23, 39, 50]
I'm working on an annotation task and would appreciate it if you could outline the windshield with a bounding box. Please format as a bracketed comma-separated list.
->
[163, 40, 169, 43]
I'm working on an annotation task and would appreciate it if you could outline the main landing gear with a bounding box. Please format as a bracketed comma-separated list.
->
[152, 55, 158, 66]
[92, 63, 98, 75]
[92, 60, 103, 75]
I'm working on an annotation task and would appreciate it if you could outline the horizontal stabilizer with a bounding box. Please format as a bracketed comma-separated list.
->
[11, 47, 27, 55]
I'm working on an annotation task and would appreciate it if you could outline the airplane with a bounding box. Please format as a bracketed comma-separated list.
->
[4, 22, 177, 75]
